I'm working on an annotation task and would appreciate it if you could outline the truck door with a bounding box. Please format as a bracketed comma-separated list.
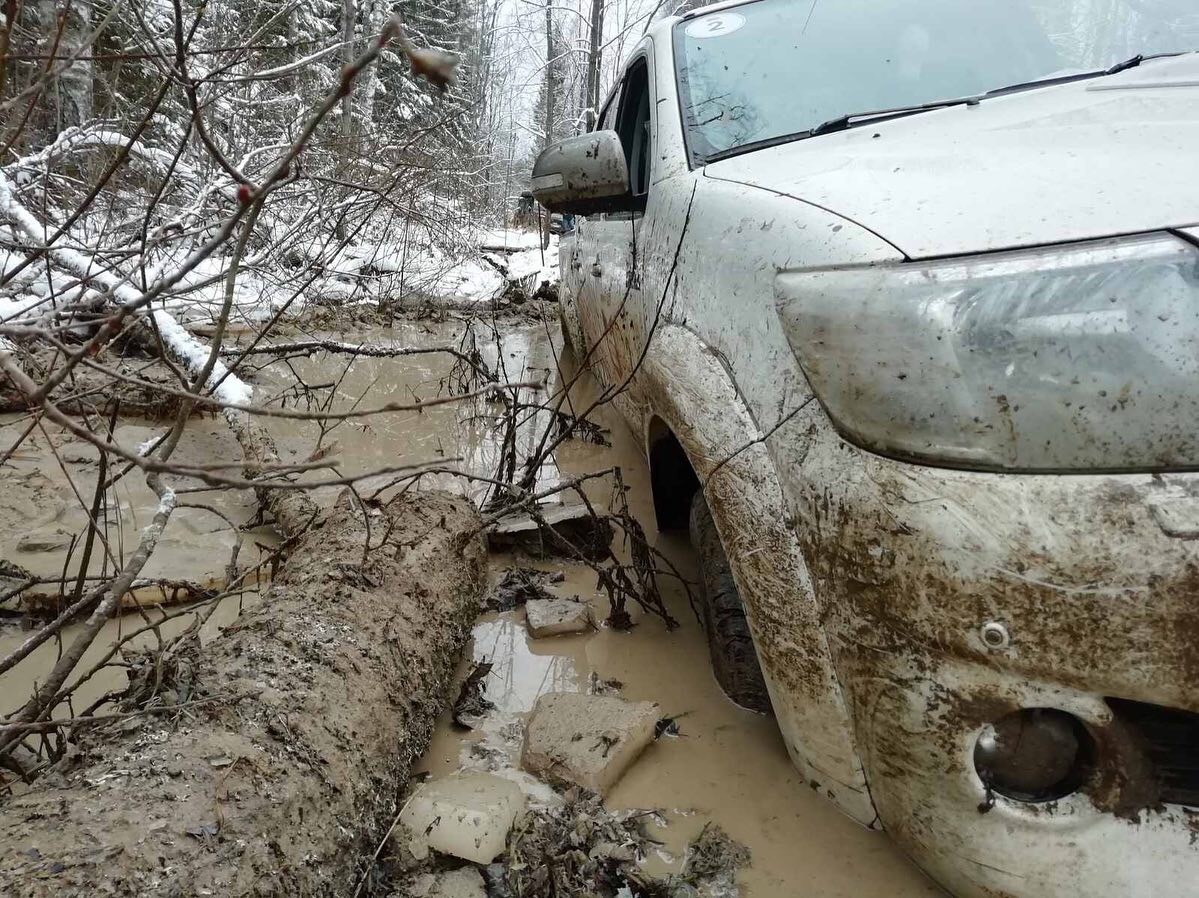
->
[585, 51, 654, 397]
[569, 85, 623, 356]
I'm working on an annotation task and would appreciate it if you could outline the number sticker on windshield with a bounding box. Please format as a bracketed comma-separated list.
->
[685, 13, 746, 39]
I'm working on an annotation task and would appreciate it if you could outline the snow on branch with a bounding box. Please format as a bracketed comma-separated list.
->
[0, 170, 253, 409]
[4, 125, 194, 180]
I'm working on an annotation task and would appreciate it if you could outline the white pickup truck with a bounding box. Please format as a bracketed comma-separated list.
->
[532, 1, 1199, 896]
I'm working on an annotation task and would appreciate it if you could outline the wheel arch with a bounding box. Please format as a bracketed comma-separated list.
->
[638, 323, 879, 826]
[647, 415, 700, 532]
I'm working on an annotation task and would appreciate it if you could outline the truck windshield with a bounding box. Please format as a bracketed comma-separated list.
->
[674, 0, 1198, 164]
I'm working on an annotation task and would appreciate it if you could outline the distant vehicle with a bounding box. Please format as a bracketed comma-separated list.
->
[532, 1, 1199, 895]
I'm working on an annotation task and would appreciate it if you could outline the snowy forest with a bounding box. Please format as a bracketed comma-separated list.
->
[0, 0, 672, 318]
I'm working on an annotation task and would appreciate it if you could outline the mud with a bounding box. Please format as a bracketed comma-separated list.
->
[409, 336, 942, 897]
[0, 315, 941, 896]
[0, 417, 266, 595]
[0, 489, 486, 897]
[0, 347, 201, 418]
[0, 317, 553, 610]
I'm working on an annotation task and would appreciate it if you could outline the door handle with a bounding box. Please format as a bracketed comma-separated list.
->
[590, 263, 603, 277]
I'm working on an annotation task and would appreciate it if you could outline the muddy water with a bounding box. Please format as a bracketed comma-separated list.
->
[0, 316, 939, 894]
[0, 419, 273, 717]
[0, 319, 551, 726]
[0, 418, 265, 585]
[256, 318, 565, 502]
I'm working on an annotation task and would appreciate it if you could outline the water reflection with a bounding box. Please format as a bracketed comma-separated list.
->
[470, 614, 581, 714]
[258, 320, 564, 505]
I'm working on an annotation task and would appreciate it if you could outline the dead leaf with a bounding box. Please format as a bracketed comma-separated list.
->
[406, 47, 458, 92]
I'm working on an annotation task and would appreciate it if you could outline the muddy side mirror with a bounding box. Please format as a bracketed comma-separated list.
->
[531, 130, 632, 216]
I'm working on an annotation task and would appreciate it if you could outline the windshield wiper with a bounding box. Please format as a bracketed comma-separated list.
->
[703, 96, 981, 164]
[985, 51, 1187, 97]
[806, 55, 1168, 138]
[700, 51, 1191, 166]
[808, 96, 981, 137]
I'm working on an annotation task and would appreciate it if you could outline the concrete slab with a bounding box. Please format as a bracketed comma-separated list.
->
[525, 598, 592, 637]
[521, 692, 660, 795]
[400, 772, 527, 864]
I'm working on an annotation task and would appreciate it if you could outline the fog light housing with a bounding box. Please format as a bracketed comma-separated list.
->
[974, 708, 1094, 801]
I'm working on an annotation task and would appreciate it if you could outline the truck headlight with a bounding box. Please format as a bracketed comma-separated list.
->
[775, 233, 1199, 471]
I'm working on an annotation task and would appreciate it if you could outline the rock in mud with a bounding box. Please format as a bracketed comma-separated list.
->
[15, 527, 72, 554]
[400, 772, 528, 864]
[522, 692, 660, 794]
[525, 597, 592, 637]
[488, 503, 614, 561]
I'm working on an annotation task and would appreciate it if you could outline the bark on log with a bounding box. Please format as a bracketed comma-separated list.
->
[0, 489, 486, 897]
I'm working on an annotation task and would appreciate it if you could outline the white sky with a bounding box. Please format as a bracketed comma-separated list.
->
[489, 0, 672, 156]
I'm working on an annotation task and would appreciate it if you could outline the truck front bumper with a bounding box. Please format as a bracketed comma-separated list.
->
[773, 415, 1199, 897]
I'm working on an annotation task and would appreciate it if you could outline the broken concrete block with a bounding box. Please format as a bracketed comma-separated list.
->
[522, 692, 660, 795]
[488, 503, 614, 561]
[399, 772, 527, 864]
[525, 598, 592, 637]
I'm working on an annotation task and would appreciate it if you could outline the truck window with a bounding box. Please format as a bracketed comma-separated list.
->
[596, 88, 619, 132]
[674, 0, 1197, 165]
[614, 58, 652, 197]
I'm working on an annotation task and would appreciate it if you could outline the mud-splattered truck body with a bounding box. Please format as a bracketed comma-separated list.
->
[533, 1, 1199, 895]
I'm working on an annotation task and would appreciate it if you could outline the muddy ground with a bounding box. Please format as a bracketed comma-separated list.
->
[0, 490, 485, 896]
[0, 310, 942, 896]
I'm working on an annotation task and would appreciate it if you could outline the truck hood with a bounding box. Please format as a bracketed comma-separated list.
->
[704, 52, 1199, 259]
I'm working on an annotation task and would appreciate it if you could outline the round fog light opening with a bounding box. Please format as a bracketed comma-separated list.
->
[974, 708, 1094, 802]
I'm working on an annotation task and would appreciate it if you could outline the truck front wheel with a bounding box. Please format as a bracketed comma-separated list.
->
[689, 491, 773, 714]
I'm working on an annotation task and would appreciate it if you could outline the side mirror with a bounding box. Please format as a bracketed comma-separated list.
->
[531, 130, 632, 216]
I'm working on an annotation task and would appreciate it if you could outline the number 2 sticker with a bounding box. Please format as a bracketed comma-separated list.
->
[685, 12, 746, 39]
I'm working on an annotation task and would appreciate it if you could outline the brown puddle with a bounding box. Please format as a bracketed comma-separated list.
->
[0, 315, 941, 894]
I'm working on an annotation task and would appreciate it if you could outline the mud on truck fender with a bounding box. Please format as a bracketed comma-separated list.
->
[639, 324, 877, 826]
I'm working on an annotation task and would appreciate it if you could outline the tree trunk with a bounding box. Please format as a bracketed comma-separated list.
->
[585, 0, 604, 130]
[58, 0, 92, 128]
[0, 490, 487, 898]
[542, 0, 555, 248]
[543, 0, 555, 150]
[341, 0, 356, 143]
[358, 0, 385, 132]
[337, 0, 356, 240]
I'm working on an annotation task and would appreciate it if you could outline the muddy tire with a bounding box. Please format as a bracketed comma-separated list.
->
[689, 491, 773, 714]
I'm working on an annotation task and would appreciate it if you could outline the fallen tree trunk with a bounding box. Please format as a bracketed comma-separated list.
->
[0, 489, 486, 897]
[0, 347, 217, 419]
